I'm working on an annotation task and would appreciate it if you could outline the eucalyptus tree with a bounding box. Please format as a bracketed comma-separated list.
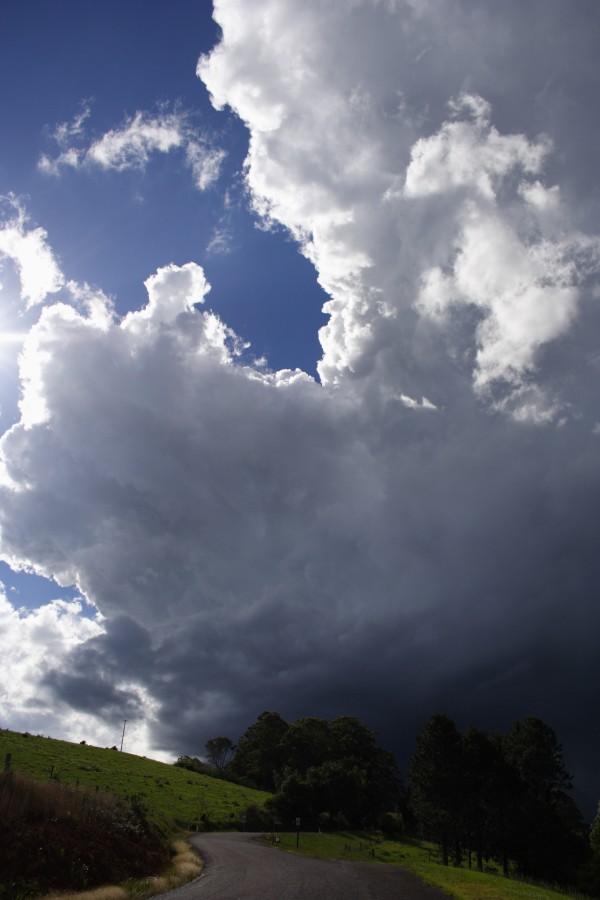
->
[229, 710, 289, 791]
[204, 736, 235, 771]
[408, 713, 463, 866]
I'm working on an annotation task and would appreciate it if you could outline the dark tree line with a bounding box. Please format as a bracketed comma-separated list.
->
[177, 711, 403, 830]
[176, 709, 600, 893]
[408, 713, 590, 888]
[233, 711, 402, 829]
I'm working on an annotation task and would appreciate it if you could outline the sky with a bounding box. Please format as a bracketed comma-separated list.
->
[1, 0, 600, 817]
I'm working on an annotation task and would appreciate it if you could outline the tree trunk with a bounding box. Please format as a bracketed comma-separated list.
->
[441, 831, 449, 866]
[454, 837, 461, 867]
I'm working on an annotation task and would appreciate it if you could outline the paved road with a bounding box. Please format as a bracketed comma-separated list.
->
[159, 832, 449, 900]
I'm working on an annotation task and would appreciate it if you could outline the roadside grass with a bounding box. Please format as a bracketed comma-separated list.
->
[270, 832, 589, 900]
[0, 728, 269, 831]
[47, 840, 203, 900]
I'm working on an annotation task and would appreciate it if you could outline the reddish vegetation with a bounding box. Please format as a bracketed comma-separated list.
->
[0, 772, 170, 898]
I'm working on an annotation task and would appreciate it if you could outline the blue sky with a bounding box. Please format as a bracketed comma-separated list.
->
[1, 0, 600, 818]
[0, 0, 325, 382]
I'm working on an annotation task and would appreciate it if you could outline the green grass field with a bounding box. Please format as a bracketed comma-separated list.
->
[0, 727, 269, 831]
[270, 832, 588, 900]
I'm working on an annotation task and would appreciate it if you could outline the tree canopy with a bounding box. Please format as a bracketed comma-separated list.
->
[408, 713, 588, 887]
[228, 711, 289, 792]
[207, 710, 401, 828]
[205, 736, 235, 772]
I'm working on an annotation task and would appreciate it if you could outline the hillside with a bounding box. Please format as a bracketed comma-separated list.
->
[0, 728, 270, 831]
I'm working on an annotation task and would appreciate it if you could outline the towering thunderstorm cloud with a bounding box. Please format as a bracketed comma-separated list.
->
[1, 0, 600, 809]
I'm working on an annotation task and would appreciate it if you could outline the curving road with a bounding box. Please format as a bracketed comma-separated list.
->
[159, 832, 449, 899]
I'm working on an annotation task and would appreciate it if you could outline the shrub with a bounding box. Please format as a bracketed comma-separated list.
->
[0, 773, 169, 895]
[380, 810, 405, 837]
[244, 803, 272, 831]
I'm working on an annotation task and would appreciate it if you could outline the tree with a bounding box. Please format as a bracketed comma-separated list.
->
[481, 732, 523, 877]
[366, 746, 403, 820]
[265, 713, 402, 829]
[501, 717, 586, 884]
[205, 736, 235, 772]
[174, 755, 210, 775]
[408, 713, 463, 866]
[406, 712, 587, 887]
[460, 726, 497, 871]
[503, 716, 572, 800]
[308, 760, 367, 827]
[277, 717, 333, 775]
[266, 768, 315, 822]
[229, 711, 289, 791]
[591, 801, 600, 856]
[578, 801, 600, 897]
[330, 716, 378, 764]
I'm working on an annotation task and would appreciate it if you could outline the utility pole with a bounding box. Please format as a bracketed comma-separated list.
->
[120, 719, 127, 752]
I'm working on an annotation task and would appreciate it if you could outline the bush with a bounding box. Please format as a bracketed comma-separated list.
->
[0, 773, 170, 895]
[379, 810, 405, 837]
[244, 803, 272, 831]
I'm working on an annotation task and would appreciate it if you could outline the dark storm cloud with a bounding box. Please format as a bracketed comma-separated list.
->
[37, 391, 600, 813]
[43, 671, 143, 720]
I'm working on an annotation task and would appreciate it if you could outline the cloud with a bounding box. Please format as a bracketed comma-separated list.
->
[0, 198, 67, 429]
[185, 140, 226, 191]
[0, 583, 162, 753]
[201, 8, 600, 415]
[404, 92, 550, 201]
[2, 0, 600, 817]
[1, 250, 600, 808]
[39, 106, 225, 191]
[0, 196, 64, 308]
[0, 586, 102, 730]
[86, 111, 184, 170]
[52, 100, 93, 148]
[205, 225, 233, 256]
[402, 95, 600, 403]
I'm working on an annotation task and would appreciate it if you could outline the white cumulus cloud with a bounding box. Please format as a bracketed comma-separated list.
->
[200, 3, 600, 418]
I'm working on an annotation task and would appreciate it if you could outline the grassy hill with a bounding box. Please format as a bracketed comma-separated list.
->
[0, 728, 270, 831]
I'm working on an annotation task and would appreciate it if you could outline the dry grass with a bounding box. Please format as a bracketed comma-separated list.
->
[170, 840, 203, 879]
[47, 890, 128, 900]
[0, 771, 119, 826]
[46, 840, 203, 900]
